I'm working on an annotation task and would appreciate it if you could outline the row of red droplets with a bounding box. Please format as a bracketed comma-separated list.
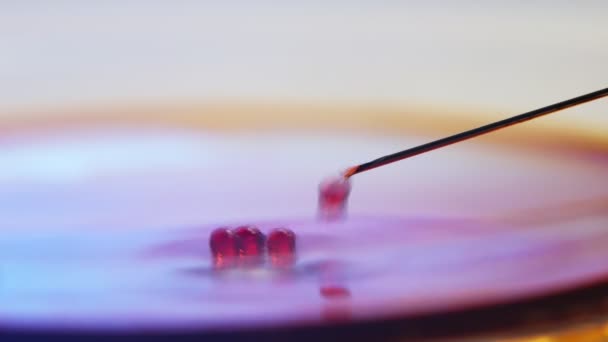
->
[209, 226, 296, 269]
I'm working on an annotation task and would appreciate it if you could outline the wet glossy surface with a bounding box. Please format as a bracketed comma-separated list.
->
[0, 126, 607, 334]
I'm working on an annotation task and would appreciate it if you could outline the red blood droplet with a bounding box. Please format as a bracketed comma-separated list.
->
[318, 176, 351, 220]
[267, 228, 296, 268]
[209, 228, 237, 269]
[320, 179, 350, 204]
[234, 226, 265, 266]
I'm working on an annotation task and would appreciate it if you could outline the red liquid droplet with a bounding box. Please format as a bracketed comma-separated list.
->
[267, 228, 296, 268]
[318, 176, 351, 221]
[320, 285, 351, 299]
[234, 226, 265, 266]
[320, 285, 352, 322]
[209, 228, 237, 269]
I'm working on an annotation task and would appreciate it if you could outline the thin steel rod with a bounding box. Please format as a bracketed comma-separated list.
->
[345, 87, 608, 178]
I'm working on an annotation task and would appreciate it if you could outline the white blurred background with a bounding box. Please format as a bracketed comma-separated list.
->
[0, 1, 606, 128]
[0, 1, 606, 230]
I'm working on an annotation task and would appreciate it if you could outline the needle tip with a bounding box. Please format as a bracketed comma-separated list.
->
[343, 166, 359, 178]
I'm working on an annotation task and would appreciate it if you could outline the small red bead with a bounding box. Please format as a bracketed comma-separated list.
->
[209, 228, 237, 269]
[233, 226, 265, 266]
[267, 228, 296, 268]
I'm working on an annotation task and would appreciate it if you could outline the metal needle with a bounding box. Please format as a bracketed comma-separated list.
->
[345, 87, 608, 178]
